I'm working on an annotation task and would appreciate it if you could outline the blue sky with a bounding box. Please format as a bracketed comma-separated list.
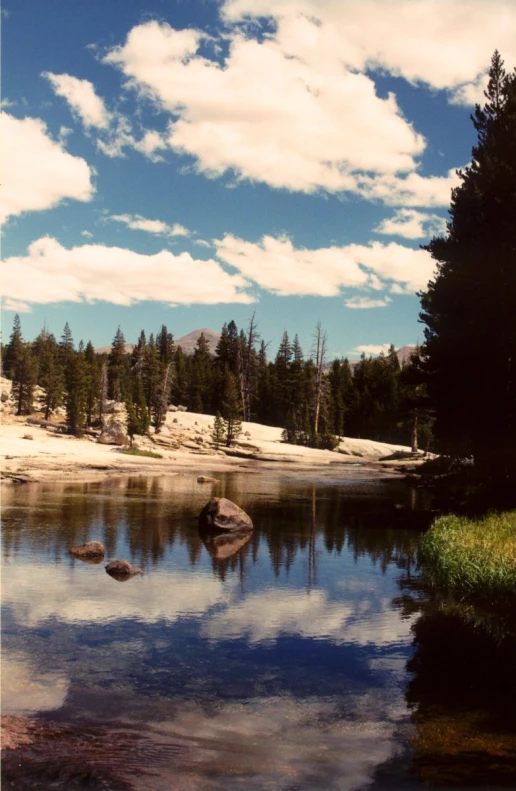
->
[2, 0, 515, 358]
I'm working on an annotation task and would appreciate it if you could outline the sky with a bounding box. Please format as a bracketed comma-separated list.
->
[2, 0, 515, 359]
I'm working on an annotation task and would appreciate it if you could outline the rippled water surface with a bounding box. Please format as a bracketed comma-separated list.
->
[2, 471, 515, 790]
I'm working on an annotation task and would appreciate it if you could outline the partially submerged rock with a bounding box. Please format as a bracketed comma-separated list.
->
[69, 540, 105, 559]
[105, 559, 143, 581]
[198, 497, 253, 532]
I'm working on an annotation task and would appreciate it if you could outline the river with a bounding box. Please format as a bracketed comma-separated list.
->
[2, 470, 515, 790]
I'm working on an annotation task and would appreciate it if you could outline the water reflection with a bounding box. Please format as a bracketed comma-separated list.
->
[405, 598, 516, 787]
[1, 473, 430, 789]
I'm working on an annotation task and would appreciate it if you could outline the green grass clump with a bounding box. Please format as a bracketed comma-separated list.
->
[120, 447, 163, 459]
[419, 511, 516, 600]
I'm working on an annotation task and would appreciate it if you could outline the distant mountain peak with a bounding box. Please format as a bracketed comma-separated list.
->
[176, 328, 220, 355]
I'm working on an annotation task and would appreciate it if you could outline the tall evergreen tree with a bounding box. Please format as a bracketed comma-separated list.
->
[4, 314, 24, 380]
[221, 371, 242, 446]
[12, 344, 38, 415]
[109, 326, 130, 402]
[419, 51, 516, 490]
[39, 333, 65, 419]
[65, 347, 88, 433]
[84, 341, 100, 426]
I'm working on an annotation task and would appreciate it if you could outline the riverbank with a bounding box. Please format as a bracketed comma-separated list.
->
[0, 403, 425, 485]
[419, 511, 516, 600]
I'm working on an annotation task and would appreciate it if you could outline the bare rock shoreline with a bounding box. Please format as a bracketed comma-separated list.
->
[1, 403, 423, 486]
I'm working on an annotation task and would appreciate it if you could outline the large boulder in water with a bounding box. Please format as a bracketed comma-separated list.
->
[105, 559, 142, 581]
[198, 497, 253, 532]
[69, 541, 105, 559]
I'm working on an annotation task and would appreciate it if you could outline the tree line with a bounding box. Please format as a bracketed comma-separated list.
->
[1, 314, 428, 449]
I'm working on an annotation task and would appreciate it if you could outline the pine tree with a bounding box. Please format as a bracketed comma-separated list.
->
[12, 344, 38, 415]
[126, 377, 150, 442]
[109, 326, 129, 402]
[419, 51, 516, 490]
[221, 371, 242, 446]
[211, 411, 226, 448]
[39, 333, 65, 419]
[66, 347, 88, 433]
[4, 314, 24, 380]
[84, 341, 100, 426]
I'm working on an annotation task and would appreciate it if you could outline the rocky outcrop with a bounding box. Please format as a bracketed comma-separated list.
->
[69, 541, 105, 558]
[198, 497, 253, 532]
[98, 421, 129, 446]
[105, 559, 143, 580]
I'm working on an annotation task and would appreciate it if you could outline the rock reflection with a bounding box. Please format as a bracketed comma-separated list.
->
[200, 528, 252, 561]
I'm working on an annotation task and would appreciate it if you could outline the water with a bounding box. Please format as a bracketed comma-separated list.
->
[2, 471, 515, 790]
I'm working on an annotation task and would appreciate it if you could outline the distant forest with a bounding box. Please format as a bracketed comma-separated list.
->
[1, 314, 429, 450]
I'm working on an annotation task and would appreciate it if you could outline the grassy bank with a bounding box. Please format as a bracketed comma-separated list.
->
[419, 511, 516, 600]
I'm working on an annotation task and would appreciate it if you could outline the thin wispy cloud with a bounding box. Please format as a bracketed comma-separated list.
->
[107, 213, 191, 237]
[345, 297, 392, 309]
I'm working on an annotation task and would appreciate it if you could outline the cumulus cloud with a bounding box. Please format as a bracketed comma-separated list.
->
[215, 233, 435, 295]
[374, 208, 447, 240]
[2, 236, 253, 309]
[345, 296, 392, 309]
[223, 0, 516, 104]
[43, 72, 112, 128]
[99, 3, 512, 201]
[107, 213, 190, 237]
[1, 113, 94, 222]
[103, 20, 435, 198]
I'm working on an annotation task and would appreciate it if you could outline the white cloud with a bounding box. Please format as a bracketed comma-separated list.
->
[1, 298, 32, 313]
[353, 344, 392, 356]
[100, 5, 514, 202]
[1, 651, 68, 715]
[2, 563, 232, 626]
[215, 233, 435, 295]
[345, 296, 392, 309]
[0, 113, 94, 222]
[203, 587, 415, 646]
[195, 239, 213, 248]
[43, 72, 112, 129]
[2, 236, 254, 309]
[356, 168, 460, 207]
[104, 21, 432, 197]
[43, 71, 170, 163]
[374, 208, 447, 239]
[223, 0, 516, 103]
[81, 230, 94, 238]
[132, 129, 168, 162]
[107, 213, 191, 237]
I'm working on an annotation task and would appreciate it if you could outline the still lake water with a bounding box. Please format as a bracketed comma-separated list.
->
[2, 470, 516, 790]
